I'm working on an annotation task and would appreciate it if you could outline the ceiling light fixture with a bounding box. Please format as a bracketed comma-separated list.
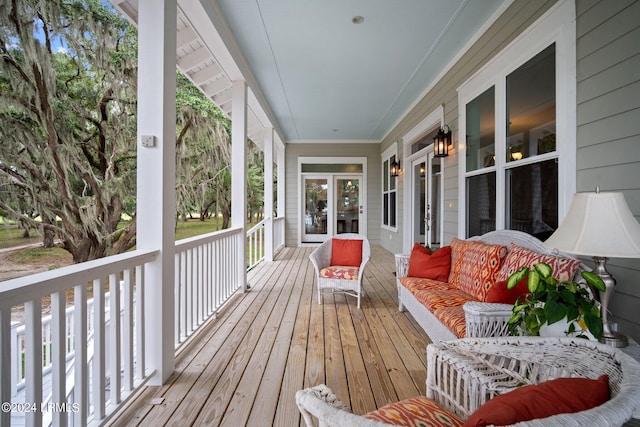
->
[352, 16, 364, 24]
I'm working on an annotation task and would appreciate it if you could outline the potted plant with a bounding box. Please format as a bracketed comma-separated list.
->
[506, 262, 606, 339]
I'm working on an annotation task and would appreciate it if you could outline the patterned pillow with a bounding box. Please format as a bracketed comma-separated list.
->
[365, 396, 464, 427]
[497, 244, 582, 282]
[448, 238, 507, 302]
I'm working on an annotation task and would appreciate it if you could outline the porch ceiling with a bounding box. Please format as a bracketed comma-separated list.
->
[112, 0, 506, 144]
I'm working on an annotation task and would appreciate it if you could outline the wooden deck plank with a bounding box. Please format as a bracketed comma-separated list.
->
[215, 248, 308, 427]
[272, 249, 315, 427]
[107, 245, 431, 427]
[245, 248, 313, 426]
[162, 248, 301, 425]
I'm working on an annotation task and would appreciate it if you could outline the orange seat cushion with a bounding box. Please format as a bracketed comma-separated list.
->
[433, 306, 466, 338]
[365, 396, 464, 427]
[320, 266, 359, 280]
[413, 289, 476, 312]
[330, 238, 363, 267]
[400, 277, 457, 293]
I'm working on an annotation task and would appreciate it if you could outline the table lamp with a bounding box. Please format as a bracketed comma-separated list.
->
[544, 188, 640, 347]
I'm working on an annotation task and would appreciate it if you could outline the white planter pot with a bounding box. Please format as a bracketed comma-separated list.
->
[539, 317, 595, 340]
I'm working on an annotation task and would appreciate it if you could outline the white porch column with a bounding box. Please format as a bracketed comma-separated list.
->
[277, 141, 286, 218]
[136, 0, 176, 385]
[264, 128, 274, 261]
[232, 81, 248, 290]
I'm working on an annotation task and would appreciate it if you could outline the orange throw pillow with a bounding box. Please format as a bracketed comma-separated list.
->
[330, 239, 363, 267]
[407, 244, 452, 282]
[485, 275, 529, 304]
[464, 375, 609, 427]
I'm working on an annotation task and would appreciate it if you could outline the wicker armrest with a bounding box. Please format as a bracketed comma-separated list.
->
[394, 254, 410, 279]
[463, 301, 513, 338]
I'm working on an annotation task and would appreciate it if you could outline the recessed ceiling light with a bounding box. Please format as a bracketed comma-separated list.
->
[352, 16, 364, 24]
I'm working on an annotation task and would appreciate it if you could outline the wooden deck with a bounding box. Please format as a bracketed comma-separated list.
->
[108, 246, 431, 427]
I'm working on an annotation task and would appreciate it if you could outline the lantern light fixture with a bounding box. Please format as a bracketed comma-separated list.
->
[434, 125, 452, 157]
[390, 159, 400, 177]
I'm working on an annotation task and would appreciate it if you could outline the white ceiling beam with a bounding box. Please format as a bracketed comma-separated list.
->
[188, 63, 222, 85]
[176, 25, 198, 48]
[213, 88, 233, 106]
[220, 101, 232, 115]
[203, 76, 230, 97]
[177, 46, 210, 71]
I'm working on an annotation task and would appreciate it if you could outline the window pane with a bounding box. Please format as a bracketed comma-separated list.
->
[390, 155, 396, 191]
[301, 163, 364, 173]
[383, 193, 389, 225]
[383, 160, 389, 191]
[506, 44, 556, 162]
[390, 192, 397, 228]
[466, 87, 495, 172]
[506, 159, 558, 240]
[466, 173, 496, 238]
[411, 128, 439, 154]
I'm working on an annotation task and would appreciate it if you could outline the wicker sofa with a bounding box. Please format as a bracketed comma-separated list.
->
[395, 230, 588, 342]
[296, 337, 640, 427]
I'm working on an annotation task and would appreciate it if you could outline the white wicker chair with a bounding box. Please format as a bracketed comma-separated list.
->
[309, 233, 371, 309]
[296, 337, 640, 427]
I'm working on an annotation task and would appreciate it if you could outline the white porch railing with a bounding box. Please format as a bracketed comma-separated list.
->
[246, 219, 266, 270]
[174, 227, 244, 347]
[273, 216, 285, 253]
[0, 249, 158, 427]
[1, 219, 284, 426]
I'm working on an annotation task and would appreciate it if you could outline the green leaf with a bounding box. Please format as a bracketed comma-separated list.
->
[534, 262, 553, 279]
[581, 271, 607, 292]
[544, 299, 567, 325]
[527, 270, 541, 293]
[558, 289, 576, 306]
[565, 305, 579, 322]
[584, 314, 603, 339]
[507, 267, 528, 290]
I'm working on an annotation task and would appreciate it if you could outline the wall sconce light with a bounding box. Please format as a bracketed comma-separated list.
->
[419, 164, 426, 177]
[434, 125, 452, 158]
[390, 159, 400, 177]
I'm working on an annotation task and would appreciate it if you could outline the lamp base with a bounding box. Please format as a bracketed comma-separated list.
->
[599, 331, 629, 348]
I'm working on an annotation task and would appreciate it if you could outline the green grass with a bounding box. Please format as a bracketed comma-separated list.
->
[0, 227, 41, 249]
[8, 246, 71, 266]
[175, 217, 225, 240]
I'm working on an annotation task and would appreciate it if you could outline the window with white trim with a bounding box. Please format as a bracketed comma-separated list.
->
[458, 1, 576, 240]
[382, 144, 398, 230]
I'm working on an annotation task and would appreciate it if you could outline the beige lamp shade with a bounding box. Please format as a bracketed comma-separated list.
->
[544, 191, 640, 258]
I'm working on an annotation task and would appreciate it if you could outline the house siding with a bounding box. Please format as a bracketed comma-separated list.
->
[284, 143, 381, 247]
[380, 0, 557, 253]
[576, 0, 640, 342]
[377, 0, 640, 341]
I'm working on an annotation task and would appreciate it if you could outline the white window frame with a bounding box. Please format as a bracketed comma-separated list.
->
[381, 142, 398, 232]
[457, 0, 576, 237]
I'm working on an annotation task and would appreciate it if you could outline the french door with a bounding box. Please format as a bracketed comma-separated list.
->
[301, 174, 363, 243]
[410, 151, 442, 248]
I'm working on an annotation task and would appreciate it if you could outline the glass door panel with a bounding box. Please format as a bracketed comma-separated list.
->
[335, 177, 361, 234]
[303, 177, 328, 242]
[412, 161, 426, 244]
